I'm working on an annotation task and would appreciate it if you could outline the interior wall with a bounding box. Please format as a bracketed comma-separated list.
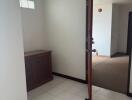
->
[93, 4, 112, 56]
[21, 0, 49, 52]
[118, 4, 132, 53]
[0, 0, 27, 100]
[93, 3, 132, 56]
[43, 0, 86, 80]
[111, 4, 120, 55]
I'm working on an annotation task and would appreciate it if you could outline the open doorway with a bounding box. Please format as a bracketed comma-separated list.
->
[92, 2, 132, 94]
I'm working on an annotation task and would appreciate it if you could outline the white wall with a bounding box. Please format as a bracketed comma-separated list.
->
[93, 4, 132, 56]
[93, 4, 112, 56]
[43, 0, 86, 80]
[111, 4, 120, 55]
[21, 0, 49, 52]
[0, 0, 27, 100]
[118, 4, 132, 53]
[130, 50, 132, 93]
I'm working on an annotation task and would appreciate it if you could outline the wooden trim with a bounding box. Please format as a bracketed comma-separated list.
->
[53, 72, 87, 84]
[127, 49, 132, 97]
[86, 0, 93, 100]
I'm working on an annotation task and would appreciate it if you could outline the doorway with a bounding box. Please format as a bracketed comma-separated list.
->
[91, 3, 132, 94]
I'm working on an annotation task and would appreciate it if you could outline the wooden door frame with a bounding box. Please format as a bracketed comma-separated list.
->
[127, 49, 132, 97]
[127, 11, 132, 97]
[127, 12, 132, 96]
[85, 0, 93, 100]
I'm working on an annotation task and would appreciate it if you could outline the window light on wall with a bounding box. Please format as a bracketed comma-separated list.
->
[19, 0, 35, 9]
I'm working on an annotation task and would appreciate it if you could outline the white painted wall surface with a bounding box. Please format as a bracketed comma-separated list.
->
[93, 4, 132, 56]
[0, 0, 27, 100]
[130, 50, 132, 93]
[43, 0, 86, 79]
[111, 4, 120, 55]
[118, 4, 132, 53]
[93, 4, 112, 56]
[21, 0, 49, 52]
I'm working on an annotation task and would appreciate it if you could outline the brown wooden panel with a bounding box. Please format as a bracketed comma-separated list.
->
[86, 0, 93, 100]
[24, 50, 53, 91]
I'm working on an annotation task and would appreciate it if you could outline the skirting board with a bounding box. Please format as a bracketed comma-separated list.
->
[53, 72, 89, 100]
[111, 52, 127, 57]
[52, 72, 87, 84]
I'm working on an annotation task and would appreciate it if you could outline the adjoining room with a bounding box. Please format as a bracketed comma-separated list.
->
[92, 2, 132, 94]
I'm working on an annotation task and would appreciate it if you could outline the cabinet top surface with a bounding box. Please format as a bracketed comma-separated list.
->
[24, 50, 50, 56]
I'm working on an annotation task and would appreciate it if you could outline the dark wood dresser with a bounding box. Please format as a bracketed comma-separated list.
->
[24, 50, 53, 91]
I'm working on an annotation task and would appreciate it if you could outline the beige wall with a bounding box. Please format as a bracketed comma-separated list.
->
[21, 0, 49, 52]
[93, 3, 128, 56]
[111, 4, 132, 54]
[43, 0, 86, 79]
[22, 0, 86, 80]
[0, 0, 27, 100]
[118, 4, 132, 53]
[111, 4, 120, 55]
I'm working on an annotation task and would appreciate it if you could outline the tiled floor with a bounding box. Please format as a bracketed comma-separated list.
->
[28, 76, 132, 100]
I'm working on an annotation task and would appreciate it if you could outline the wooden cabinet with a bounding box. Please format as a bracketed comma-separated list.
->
[24, 50, 53, 91]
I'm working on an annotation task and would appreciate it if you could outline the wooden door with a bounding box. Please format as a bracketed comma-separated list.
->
[85, 0, 93, 100]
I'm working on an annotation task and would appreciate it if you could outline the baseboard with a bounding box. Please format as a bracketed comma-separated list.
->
[53, 72, 87, 84]
[96, 55, 111, 58]
[111, 52, 127, 57]
[111, 53, 117, 57]
[127, 92, 132, 97]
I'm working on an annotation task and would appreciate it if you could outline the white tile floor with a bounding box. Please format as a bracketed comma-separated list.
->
[28, 76, 132, 100]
